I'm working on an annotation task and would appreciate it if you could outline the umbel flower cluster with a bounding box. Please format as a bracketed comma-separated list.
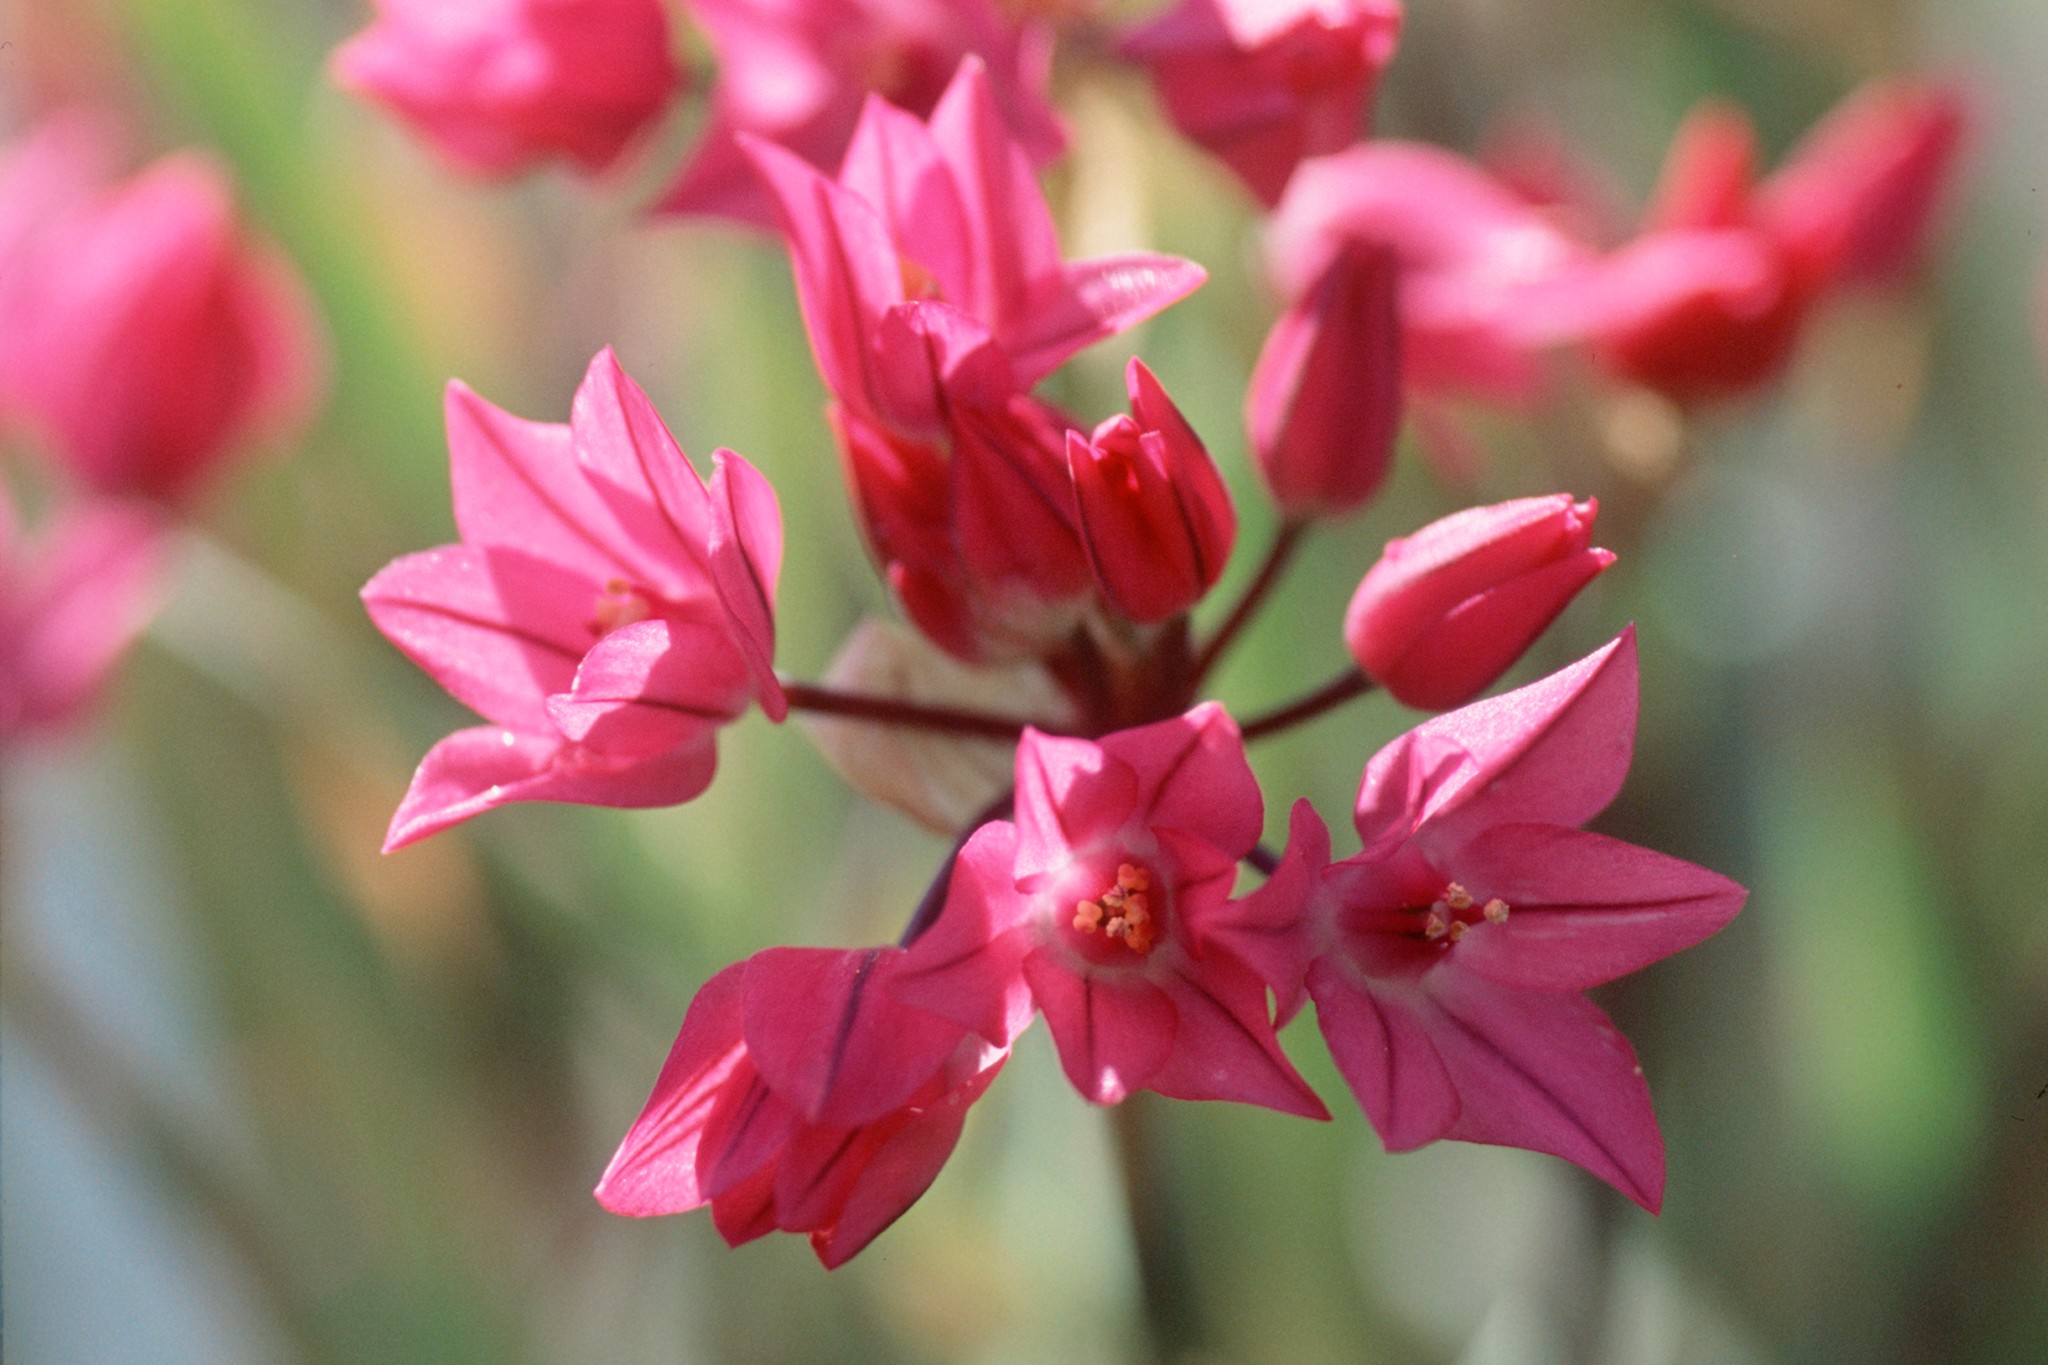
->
[330, 0, 1965, 1268]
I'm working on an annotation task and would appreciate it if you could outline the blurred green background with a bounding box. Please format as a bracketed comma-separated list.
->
[4, 0, 2046, 1361]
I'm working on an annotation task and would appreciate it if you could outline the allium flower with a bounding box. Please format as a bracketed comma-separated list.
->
[1220, 632, 1744, 1208]
[896, 704, 1329, 1116]
[1545, 80, 1968, 400]
[1343, 494, 1613, 709]
[331, 0, 683, 178]
[1245, 240, 1402, 517]
[0, 141, 322, 505]
[361, 349, 783, 849]
[659, 0, 1065, 225]
[0, 485, 169, 741]
[1265, 142, 1594, 403]
[597, 948, 1005, 1267]
[1119, 0, 1403, 205]
[1068, 360, 1236, 625]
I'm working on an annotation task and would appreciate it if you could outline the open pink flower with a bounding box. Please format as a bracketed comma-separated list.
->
[1265, 142, 1595, 403]
[0, 141, 322, 505]
[597, 947, 1005, 1267]
[1119, 0, 1403, 205]
[361, 348, 784, 849]
[1067, 359, 1236, 625]
[331, 0, 683, 178]
[1220, 631, 1744, 1208]
[1344, 494, 1614, 709]
[659, 0, 1065, 225]
[0, 484, 169, 742]
[1547, 80, 1968, 401]
[896, 704, 1328, 1117]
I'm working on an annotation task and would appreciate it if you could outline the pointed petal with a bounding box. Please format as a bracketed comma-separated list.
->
[892, 822, 1038, 1047]
[1305, 958, 1460, 1150]
[1441, 823, 1746, 992]
[444, 380, 622, 579]
[1101, 702, 1262, 855]
[1012, 729, 1142, 878]
[707, 449, 787, 719]
[569, 349, 720, 588]
[1024, 950, 1177, 1104]
[361, 545, 591, 731]
[1196, 799, 1328, 1019]
[594, 964, 749, 1216]
[838, 94, 975, 307]
[1354, 629, 1639, 860]
[741, 947, 965, 1129]
[1006, 253, 1208, 386]
[1151, 953, 1329, 1118]
[928, 57, 1062, 333]
[697, 1063, 805, 1201]
[709, 1164, 779, 1248]
[1421, 968, 1665, 1210]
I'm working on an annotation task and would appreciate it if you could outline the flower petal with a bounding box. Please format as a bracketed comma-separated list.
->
[1151, 953, 1329, 1118]
[1305, 958, 1460, 1150]
[892, 822, 1038, 1047]
[1023, 949, 1177, 1104]
[1013, 729, 1142, 879]
[1102, 702, 1262, 855]
[544, 616, 749, 757]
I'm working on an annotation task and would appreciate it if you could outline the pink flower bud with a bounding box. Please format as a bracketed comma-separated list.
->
[331, 0, 682, 178]
[1068, 360, 1236, 625]
[1344, 494, 1614, 709]
[1246, 241, 1402, 517]
[0, 147, 322, 504]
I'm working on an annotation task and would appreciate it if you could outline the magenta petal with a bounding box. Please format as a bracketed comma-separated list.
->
[594, 964, 749, 1216]
[1442, 823, 1748, 992]
[1420, 967, 1665, 1210]
[892, 822, 1037, 1048]
[697, 1065, 805, 1201]
[361, 545, 591, 732]
[1196, 799, 1328, 1019]
[706, 450, 786, 719]
[928, 57, 1063, 332]
[445, 380, 623, 579]
[709, 1164, 779, 1249]
[839, 95, 975, 308]
[814, 1050, 1006, 1269]
[545, 617, 747, 757]
[1006, 253, 1209, 387]
[569, 349, 719, 582]
[1102, 702, 1263, 855]
[1355, 629, 1639, 860]
[1150, 954, 1329, 1118]
[741, 948, 965, 1129]
[383, 723, 717, 850]
[1305, 958, 1460, 1150]
[1023, 950, 1177, 1104]
[1013, 730, 1142, 878]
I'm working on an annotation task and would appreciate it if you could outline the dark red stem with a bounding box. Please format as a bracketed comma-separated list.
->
[1193, 520, 1307, 683]
[898, 788, 1016, 947]
[780, 681, 1045, 741]
[1239, 667, 1377, 742]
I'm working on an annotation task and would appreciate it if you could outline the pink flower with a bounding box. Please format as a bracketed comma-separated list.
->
[0, 141, 322, 504]
[1343, 494, 1613, 710]
[1221, 632, 1744, 1208]
[0, 485, 169, 741]
[361, 349, 784, 849]
[1553, 81, 1968, 401]
[658, 0, 1065, 225]
[1245, 240, 1402, 517]
[1119, 0, 1403, 205]
[597, 947, 1006, 1267]
[1265, 142, 1595, 403]
[896, 704, 1329, 1117]
[1068, 359, 1236, 625]
[331, 0, 683, 178]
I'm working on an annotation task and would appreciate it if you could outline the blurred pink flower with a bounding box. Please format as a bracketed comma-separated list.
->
[659, 0, 1065, 225]
[1222, 632, 1744, 1208]
[1068, 359, 1235, 625]
[1547, 80, 1969, 401]
[1266, 142, 1594, 403]
[1245, 240, 1402, 517]
[1119, 0, 1402, 205]
[331, 0, 682, 177]
[0, 137, 322, 504]
[0, 484, 169, 741]
[597, 948, 1005, 1267]
[1343, 493, 1613, 710]
[361, 349, 784, 849]
[897, 704, 1329, 1116]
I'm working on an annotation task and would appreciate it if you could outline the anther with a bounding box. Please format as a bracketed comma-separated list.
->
[1447, 921, 1468, 943]
[1483, 898, 1510, 923]
[1073, 899, 1104, 931]
[1423, 902, 1452, 940]
[1118, 864, 1149, 892]
[1444, 883, 1474, 911]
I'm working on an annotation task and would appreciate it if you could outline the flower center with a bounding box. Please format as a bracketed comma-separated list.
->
[589, 578, 655, 636]
[1071, 862, 1158, 955]
[1417, 882, 1510, 944]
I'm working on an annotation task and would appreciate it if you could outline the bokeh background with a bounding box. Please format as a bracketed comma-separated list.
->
[5, 0, 2047, 1361]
